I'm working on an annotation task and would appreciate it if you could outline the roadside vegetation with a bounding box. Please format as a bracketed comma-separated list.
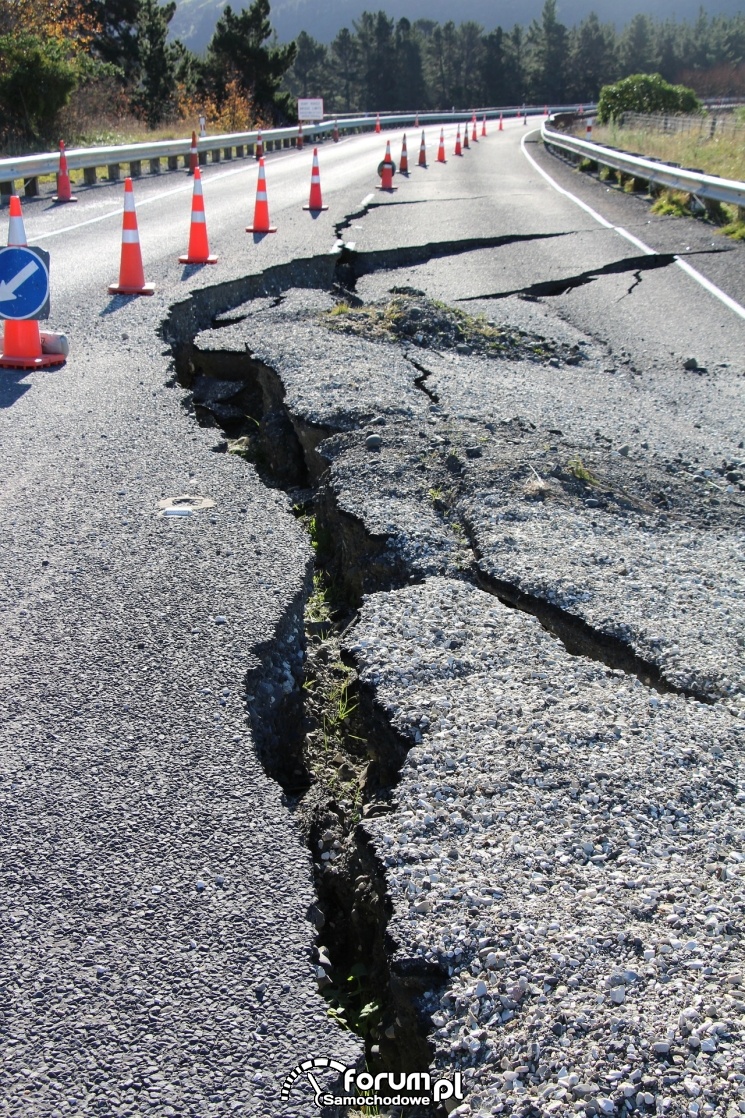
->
[2, 0, 744, 156]
[587, 117, 745, 185]
[0, 0, 295, 153]
[580, 80, 745, 238]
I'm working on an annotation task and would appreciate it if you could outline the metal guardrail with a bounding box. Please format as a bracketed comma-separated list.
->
[0, 107, 588, 199]
[541, 121, 745, 211]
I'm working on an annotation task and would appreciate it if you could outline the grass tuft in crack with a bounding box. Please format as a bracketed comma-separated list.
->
[321, 292, 582, 364]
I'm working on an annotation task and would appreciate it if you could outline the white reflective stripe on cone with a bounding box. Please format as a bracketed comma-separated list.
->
[256, 192, 267, 201]
[192, 213, 206, 223]
[122, 229, 140, 243]
[8, 220, 26, 246]
[124, 194, 136, 211]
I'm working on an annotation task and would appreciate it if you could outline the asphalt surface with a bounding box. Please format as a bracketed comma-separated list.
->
[1, 119, 743, 1117]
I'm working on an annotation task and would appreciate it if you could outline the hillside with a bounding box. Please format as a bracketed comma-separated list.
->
[169, 0, 744, 53]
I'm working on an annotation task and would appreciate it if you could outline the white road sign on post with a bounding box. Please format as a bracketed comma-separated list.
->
[298, 98, 324, 122]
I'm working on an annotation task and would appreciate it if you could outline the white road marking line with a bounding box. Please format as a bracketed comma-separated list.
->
[520, 129, 745, 323]
[32, 151, 312, 241]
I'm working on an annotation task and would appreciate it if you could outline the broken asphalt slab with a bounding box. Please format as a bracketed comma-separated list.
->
[186, 256, 744, 1113]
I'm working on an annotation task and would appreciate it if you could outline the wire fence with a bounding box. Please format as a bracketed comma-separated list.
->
[617, 111, 745, 141]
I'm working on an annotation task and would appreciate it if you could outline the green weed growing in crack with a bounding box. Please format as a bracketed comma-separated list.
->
[567, 456, 600, 486]
[324, 962, 383, 1041]
[306, 571, 332, 624]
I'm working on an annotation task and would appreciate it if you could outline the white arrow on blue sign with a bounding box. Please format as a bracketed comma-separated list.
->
[0, 245, 50, 321]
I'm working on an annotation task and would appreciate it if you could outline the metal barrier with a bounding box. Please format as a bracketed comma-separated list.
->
[0, 107, 586, 200]
[541, 120, 745, 211]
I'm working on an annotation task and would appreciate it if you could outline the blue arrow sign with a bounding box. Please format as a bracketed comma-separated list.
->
[0, 246, 50, 321]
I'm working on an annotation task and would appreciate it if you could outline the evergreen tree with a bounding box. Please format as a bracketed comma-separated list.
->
[284, 30, 327, 99]
[620, 13, 656, 76]
[504, 24, 526, 105]
[567, 13, 617, 101]
[133, 0, 178, 125]
[425, 21, 458, 108]
[206, 0, 296, 121]
[526, 0, 568, 104]
[393, 19, 426, 111]
[458, 22, 485, 108]
[480, 28, 507, 107]
[330, 27, 358, 112]
[353, 11, 395, 110]
[83, 0, 140, 80]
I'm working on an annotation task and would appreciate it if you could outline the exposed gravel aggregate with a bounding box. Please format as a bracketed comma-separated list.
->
[194, 261, 744, 1115]
[347, 577, 745, 1118]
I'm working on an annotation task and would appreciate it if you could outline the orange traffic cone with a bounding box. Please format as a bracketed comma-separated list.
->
[297, 123, 303, 150]
[471, 117, 479, 143]
[418, 131, 427, 166]
[499, 112, 503, 132]
[246, 158, 277, 233]
[52, 141, 77, 203]
[256, 130, 264, 159]
[303, 148, 328, 211]
[188, 131, 198, 175]
[463, 126, 470, 150]
[108, 178, 154, 295]
[414, 112, 419, 127]
[375, 113, 381, 134]
[481, 114, 487, 137]
[436, 128, 446, 163]
[454, 126, 462, 156]
[378, 141, 395, 191]
[400, 134, 409, 174]
[586, 119, 593, 139]
[0, 197, 65, 369]
[179, 168, 217, 264]
[333, 120, 339, 142]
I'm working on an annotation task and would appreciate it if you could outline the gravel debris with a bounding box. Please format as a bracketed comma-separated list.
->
[347, 577, 745, 1118]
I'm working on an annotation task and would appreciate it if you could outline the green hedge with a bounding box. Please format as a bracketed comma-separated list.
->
[597, 73, 701, 123]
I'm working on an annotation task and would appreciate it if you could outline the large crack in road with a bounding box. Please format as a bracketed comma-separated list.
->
[162, 233, 745, 1117]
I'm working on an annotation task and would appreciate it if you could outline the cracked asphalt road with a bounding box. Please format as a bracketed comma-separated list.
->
[1, 119, 743, 1117]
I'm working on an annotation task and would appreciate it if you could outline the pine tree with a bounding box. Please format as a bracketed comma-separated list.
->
[567, 13, 617, 101]
[526, 0, 568, 104]
[206, 0, 297, 121]
[330, 28, 358, 112]
[285, 31, 327, 100]
[620, 14, 656, 77]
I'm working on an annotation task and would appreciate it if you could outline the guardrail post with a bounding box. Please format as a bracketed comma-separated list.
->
[198, 151, 207, 166]
[84, 167, 97, 185]
[130, 160, 142, 177]
[223, 146, 232, 160]
[211, 148, 220, 163]
[236, 145, 244, 158]
[168, 155, 178, 171]
[149, 157, 161, 174]
[24, 177, 39, 198]
[108, 163, 120, 181]
[0, 181, 13, 201]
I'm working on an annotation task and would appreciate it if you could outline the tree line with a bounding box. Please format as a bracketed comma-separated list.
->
[283, 3, 745, 113]
[0, 0, 296, 146]
[1, 0, 744, 150]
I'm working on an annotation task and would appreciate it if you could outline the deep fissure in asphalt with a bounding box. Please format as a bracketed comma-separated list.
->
[162, 235, 721, 1107]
